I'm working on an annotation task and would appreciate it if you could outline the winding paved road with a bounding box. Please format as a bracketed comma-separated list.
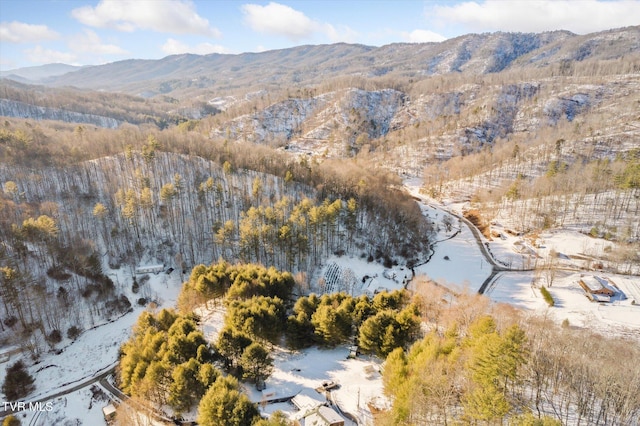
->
[408, 189, 531, 295]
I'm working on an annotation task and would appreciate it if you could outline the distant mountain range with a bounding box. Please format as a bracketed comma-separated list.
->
[2, 26, 638, 98]
[0, 63, 84, 83]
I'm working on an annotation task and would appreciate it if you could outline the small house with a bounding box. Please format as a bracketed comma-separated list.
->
[579, 276, 615, 297]
[304, 405, 345, 426]
[102, 403, 116, 423]
[292, 392, 325, 412]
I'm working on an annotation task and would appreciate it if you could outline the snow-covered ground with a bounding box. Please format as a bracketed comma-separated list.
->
[198, 305, 384, 426]
[194, 222, 491, 426]
[482, 226, 640, 341]
[310, 180, 490, 297]
[0, 266, 184, 425]
[407, 179, 640, 343]
[314, 222, 490, 296]
[486, 270, 640, 341]
[3, 179, 639, 425]
[415, 219, 491, 293]
[253, 347, 383, 426]
[15, 386, 109, 426]
[485, 224, 624, 271]
[29, 268, 183, 397]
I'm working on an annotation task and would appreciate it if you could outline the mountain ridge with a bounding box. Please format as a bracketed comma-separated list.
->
[2, 26, 637, 98]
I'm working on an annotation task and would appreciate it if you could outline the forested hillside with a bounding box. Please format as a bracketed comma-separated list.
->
[0, 79, 200, 128]
[0, 119, 431, 358]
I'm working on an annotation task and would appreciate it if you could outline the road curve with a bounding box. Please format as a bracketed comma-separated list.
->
[408, 189, 532, 294]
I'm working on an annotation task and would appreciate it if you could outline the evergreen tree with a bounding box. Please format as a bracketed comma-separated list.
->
[225, 296, 285, 343]
[511, 413, 562, 426]
[197, 376, 259, 426]
[359, 310, 396, 357]
[464, 384, 511, 423]
[198, 363, 219, 389]
[239, 342, 274, 384]
[285, 294, 320, 348]
[118, 309, 217, 412]
[168, 359, 202, 413]
[216, 326, 252, 367]
[254, 411, 291, 426]
[311, 301, 352, 346]
[2, 360, 35, 401]
[462, 317, 528, 423]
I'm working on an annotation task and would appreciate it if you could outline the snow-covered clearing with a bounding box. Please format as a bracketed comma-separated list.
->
[486, 271, 640, 341]
[414, 219, 491, 293]
[486, 224, 626, 271]
[482, 226, 640, 341]
[197, 303, 384, 426]
[252, 347, 383, 426]
[407, 178, 640, 343]
[405, 178, 493, 292]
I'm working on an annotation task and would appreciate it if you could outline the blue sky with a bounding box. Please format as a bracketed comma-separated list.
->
[1, 0, 639, 70]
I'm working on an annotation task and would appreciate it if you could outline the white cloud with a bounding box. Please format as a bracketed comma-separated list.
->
[241, 2, 358, 43]
[71, 0, 221, 37]
[0, 21, 59, 43]
[431, 0, 640, 34]
[21, 31, 127, 66]
[161, 38, 229, 55]
[402, 29, 447, 43]
[68, 29, 128, 55]
[24, 46, 77, 64]
[242, 2, 318, 40]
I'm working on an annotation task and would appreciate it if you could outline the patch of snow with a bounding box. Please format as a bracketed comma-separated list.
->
[487, 270, 640, 341]
[247, 346, 382, 426]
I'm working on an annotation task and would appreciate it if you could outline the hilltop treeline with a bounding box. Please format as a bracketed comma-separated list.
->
[1, 148, 428, 270]
[0, 80, 190, 128]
